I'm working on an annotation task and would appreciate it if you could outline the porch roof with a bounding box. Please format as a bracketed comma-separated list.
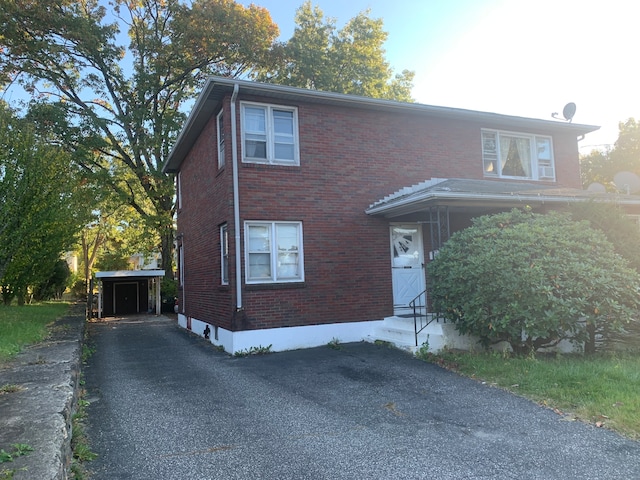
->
[95, 270, 165, 279]
[365, 178, 640, 218]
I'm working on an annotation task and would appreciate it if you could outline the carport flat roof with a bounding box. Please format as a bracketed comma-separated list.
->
[96, 270, 165, 278]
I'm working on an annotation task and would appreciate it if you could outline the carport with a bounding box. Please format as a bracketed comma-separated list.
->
[95, 270, 165, 318]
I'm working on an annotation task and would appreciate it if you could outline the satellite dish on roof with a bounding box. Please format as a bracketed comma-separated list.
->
[613, 171, 640, 194]
[587, 182, 606, 193]
[552, 102, 576, 122]
[562, 102, 576, 122]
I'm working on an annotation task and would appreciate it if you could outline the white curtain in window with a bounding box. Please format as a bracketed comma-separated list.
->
[514, 137, 531, 177]
[499, 136, 512, 174]
[500, 136, 531, 178]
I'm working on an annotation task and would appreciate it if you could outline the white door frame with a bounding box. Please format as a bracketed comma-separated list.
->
[390, 223, 425, 314]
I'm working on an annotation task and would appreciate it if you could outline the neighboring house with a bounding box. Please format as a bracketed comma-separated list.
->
[162, 76, 640, 354]
[128, 252, 162, 271]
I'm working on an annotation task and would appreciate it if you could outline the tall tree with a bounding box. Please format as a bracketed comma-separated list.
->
[581, 118, 640, 190]
[0, 0, 280, 277]
[258, 1, 414, 101]
[0, 104, 85, 304]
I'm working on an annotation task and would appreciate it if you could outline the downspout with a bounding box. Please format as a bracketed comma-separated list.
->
[230, 83, 243, 310]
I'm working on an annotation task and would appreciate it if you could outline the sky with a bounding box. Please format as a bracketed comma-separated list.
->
[242, 0, 640, 153]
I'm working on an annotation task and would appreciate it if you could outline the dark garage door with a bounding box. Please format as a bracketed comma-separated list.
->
[114, 282, 140, 314]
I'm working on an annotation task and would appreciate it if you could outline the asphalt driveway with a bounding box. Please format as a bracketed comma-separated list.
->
[84, 316, 640, 479]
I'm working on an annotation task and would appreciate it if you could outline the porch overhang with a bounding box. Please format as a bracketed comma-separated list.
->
[94, 270, 165, 319]
[365, 178, 640, 218]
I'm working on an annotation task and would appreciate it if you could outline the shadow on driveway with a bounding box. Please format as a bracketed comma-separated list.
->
[84, 316, 640, 479]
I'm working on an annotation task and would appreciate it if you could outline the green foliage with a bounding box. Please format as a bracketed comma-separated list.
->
[0, 0, 281, 277]
[32, 259, 71, 302]
[71, 382, 98, 478]
[0, 106, 85, 303]
[568, 201, 640, 271]
[428, 209, 640, 355]
[160, 277, 178, 312]
[0, 384, 23, 395]
[94, 252, 130, 272]
[257, 1, 414, 101]
[0, 444, 33, 463]
[233, 344, 273, 357]
[0, 302, 70, 361]
[580, 117, 640, 189]
[414, 338, 431, 360]
[427, 350, 640, 439]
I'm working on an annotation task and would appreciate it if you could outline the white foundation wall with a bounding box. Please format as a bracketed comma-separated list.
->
[177, 313, 384, 354]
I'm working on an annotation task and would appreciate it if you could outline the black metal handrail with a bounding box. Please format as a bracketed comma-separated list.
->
[409, 289, 429, 347]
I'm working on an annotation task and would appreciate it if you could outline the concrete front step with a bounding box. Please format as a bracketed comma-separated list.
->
[373, 315, 446, 352]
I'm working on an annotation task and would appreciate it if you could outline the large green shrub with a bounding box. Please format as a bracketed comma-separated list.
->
[568, 201, 640, 272]
[428, 208, 640, 354]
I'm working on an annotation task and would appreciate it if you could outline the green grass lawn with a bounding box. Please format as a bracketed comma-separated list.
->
[427, 350, 640, 439]
[0, 302, 70, 362]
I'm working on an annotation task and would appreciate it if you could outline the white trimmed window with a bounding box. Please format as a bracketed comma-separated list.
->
[245, 221, 304, 283]
[217, 109, 225, 169]
[482, 130, 555, 181]
[220, 224, 229, 285]
[241, 102, 299, 165]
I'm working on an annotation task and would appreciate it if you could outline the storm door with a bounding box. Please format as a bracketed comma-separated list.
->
[390, 224, 425, 311]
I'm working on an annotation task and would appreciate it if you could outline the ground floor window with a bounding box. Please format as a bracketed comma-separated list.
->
[245, 221, 303, 283]
[220, 224, 229, 285]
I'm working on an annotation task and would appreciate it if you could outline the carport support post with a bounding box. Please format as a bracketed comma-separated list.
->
[155, 276, 161, 315]
[98, 280, 103, 319]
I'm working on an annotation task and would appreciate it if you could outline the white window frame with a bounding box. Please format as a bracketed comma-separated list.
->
[220, 224, 229, 285]
[217, 109, 225, 169]
[482, 129, 555, 181]
[240, 102, 300, 165]
[244, 221, 304, 284]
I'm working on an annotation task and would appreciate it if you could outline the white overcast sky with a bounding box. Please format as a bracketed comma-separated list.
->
[244, 0, 640, 153]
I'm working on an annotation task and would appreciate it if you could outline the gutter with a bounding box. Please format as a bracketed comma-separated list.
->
[230, 83, 243, 310]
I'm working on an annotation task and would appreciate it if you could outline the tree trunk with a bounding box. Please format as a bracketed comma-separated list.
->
[160, 225, 174, 280]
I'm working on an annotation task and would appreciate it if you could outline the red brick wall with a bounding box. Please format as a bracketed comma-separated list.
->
[177, 96, 235, 330]
[177, 93, 585, 331]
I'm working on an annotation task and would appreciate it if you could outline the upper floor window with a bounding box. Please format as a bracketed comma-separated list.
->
[241, 102, 299, 165]
[245, 221, 304, 284]
[217, 110, 225, 169]
[482, 130, 555, 181]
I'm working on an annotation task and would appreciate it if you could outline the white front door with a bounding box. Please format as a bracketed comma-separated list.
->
[390, 224, 425, 310]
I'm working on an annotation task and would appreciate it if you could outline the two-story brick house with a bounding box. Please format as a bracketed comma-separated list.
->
[163, 76, 621, 354]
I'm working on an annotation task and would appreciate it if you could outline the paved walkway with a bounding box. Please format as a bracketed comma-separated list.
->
[83, 316, 640, 479]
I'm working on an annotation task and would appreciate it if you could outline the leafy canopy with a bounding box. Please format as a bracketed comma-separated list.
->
[0, 0, 281, 276]
[0, 104, 86, 304]
[258, 1, 415, 101]
[0, 0, 415, 278]
[581, 118, 640, 190]
[428, 208, 640, 355]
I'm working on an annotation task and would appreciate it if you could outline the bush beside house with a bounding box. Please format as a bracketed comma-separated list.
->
[428, 208, 640, 355]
